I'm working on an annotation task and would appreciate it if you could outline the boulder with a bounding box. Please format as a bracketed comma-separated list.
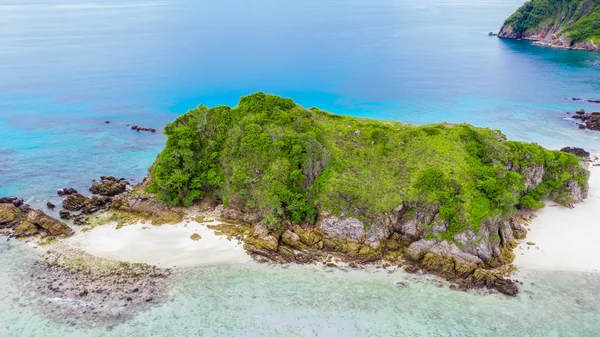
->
[0, 203, 21, 227]
[560, 147, 590, 158]
[62, 193, 88, 211]
[57, 188, 78, 196]
[0, 197, 24, 208]
[319, 216, 365, 242]
[81, 196, 110, 214]
[46, 202, 56, 209]
[25, 209, 73, 236]
[59, 210, 72, 219]
[89, 176, 128, 196]
[14, 220, 38, 237]
[576, 108, 585, 115]
[406, 239, 437, 261]
[281, 230, 303, 249]
[252, 223, 269, 238]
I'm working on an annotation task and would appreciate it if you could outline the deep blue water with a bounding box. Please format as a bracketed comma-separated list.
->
[2, 0, 600, 205]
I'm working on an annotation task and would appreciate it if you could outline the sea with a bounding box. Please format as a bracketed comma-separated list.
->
[1, 0, 600, 335]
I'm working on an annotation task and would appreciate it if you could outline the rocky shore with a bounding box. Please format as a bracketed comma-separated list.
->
[0, 143, 592, 328]
[0, 178, 180, 327]
[498, 25, 600, 52]
[571, 109, 600, 131]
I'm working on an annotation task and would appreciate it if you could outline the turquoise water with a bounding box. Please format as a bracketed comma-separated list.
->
[2, 0, 600, 335]
[1, 242, 600, 336]
[2, 0, 600, 203]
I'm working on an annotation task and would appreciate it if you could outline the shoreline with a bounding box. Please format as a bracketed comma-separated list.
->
[514, 163, 600, 273]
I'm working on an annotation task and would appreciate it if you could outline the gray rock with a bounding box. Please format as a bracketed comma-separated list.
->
[406, 239, 437, 261]
[319, 216, 365, 242]
[252, 223, 269, 238]
[568, 180, 586, 203]
[523, 165, 545, 190]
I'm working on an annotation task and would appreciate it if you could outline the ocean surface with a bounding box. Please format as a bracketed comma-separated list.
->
[1, 0, 600, 335]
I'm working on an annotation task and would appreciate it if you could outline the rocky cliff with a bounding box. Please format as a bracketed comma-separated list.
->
[499, 0, 600, 51]
[146, 92, 590, 295]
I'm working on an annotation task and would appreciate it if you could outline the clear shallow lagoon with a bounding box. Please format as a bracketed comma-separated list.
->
[1, 0, 600, 335]
[2, 242, 600, 336]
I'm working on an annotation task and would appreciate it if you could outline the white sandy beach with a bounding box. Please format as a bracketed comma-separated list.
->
[515, 164, 600, 272]
[63, 218, 251, 268]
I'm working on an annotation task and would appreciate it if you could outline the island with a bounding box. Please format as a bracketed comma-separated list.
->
[0, 93, 591, 307]
[498, 0, 600, 52]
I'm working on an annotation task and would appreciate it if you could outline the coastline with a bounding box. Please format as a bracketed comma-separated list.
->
[514, 163, 600, 272]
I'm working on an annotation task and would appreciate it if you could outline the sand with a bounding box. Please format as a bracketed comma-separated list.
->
[63, 219, 251, 268]
[514, 164, 600, 272]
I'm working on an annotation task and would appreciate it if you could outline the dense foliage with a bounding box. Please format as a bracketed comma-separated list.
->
[504, 0, 600, 43]
[565, 5, 600, 43]
[148, 92, 588, 237]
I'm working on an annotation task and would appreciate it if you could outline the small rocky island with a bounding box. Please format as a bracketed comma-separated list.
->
[143, 92, 589, 295]
[0, 92, 591, 316]
[498, 0, 600, 52]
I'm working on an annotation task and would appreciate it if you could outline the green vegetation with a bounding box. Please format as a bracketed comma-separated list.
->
[504, 0, 600, 43]
[148, 92, 588, 238]
[565, 5, 600, 43]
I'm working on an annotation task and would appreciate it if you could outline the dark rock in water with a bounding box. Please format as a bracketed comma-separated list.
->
[46, 202, 56, 209]
[59, 210, 71, 219]
[90, 176, 128, 196]
[576, 109, 585, 115]
[131, 125, 157, 133]
[57, 188, 78, 196]
[394, 281, 408, 287]
[0, 196, 25, 208]
[105, 121, 110, 124]
[571, 111, 600, 131]
[560, 147, 590, 158]
[62, 193, 88, 211]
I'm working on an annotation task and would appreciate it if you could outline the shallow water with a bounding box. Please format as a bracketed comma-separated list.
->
[2, 0, 600, 335]
[1, 241, 600, 336]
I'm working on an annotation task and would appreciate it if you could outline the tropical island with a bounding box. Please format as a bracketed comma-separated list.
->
[0, 92, 591, 310]
[499, 0, 600, 51]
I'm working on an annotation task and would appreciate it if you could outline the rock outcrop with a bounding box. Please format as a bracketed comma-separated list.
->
[498, 0, 600, 52]
[89, 176, 129, 196]
[561, 147, 591, 158]
[572, 112, 600, 131]
[0, 198, 73, 238]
